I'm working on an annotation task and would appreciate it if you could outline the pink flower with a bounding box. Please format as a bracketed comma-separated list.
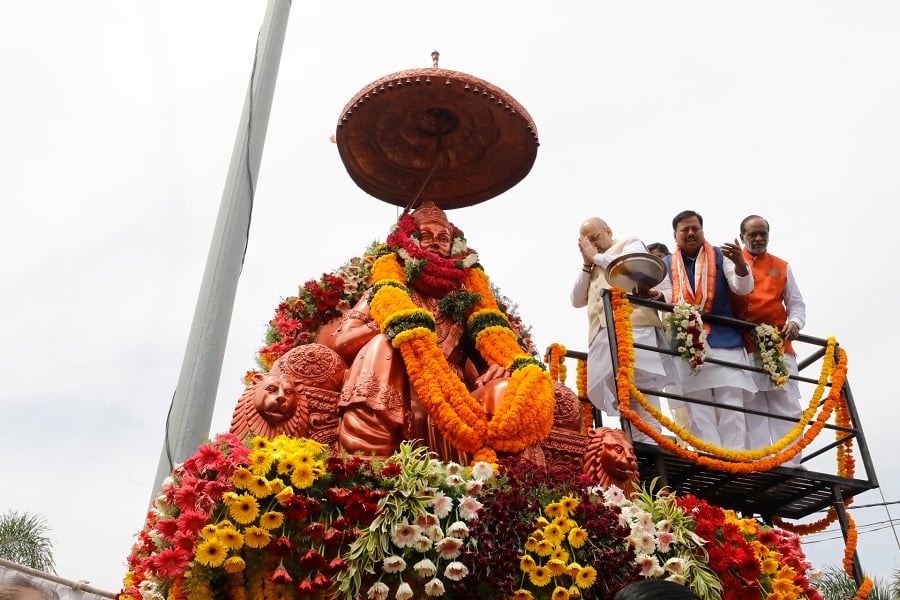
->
[436, 536, 463, 559]
[270, 567, 292, 584]
[457, 496, 482, 521]
[152, 547, 191, 579]
[443, 561, 469, 581]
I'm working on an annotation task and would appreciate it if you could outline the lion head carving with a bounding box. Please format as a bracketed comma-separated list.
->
[582, 427, 640, 496]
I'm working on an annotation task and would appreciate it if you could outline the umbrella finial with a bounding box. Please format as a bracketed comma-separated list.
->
[431, 50, 440, 68]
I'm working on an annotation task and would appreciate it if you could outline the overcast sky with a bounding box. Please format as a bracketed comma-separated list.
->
[2, 0, 899, 593]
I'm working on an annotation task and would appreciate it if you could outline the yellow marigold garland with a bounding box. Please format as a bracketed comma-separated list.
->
[545, 343, 567, 383]
[369, 254, 555, 463]
[610, 289, 848, 471]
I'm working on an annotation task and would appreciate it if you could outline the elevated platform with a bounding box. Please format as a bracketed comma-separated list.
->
[632, 441, 878, 521]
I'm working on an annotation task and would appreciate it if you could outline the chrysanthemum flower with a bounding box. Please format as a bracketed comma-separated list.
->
[470, 461, 494, 480]
[528, 565, 551, 587]
[216, 528, 244, 550]
[290, 464, 316, 489]
[413, 558, 437, 577]
[446, 521, 469, 538]
[547, 558, 567, 577]
[227, 493, 260, 524]
[195, 538, 227, 567]
[152, 547, 191, 579]
[395, 582, 414, 600]
[457, 496, 482, 520]
[430, 492, 453, 519]
[391, 522, 420, 548]
[565, 563, 581, 577]
[424, 577, 445, 597]
[574, 566, 597, 589]
[246, 475, 272, 498]
[519, 554, 537, 572]
[663, 557, 685, 574]
[550, 548, 569, 564]
[443, 561, 469, 581]
[366, 581, 389, 600]
[534, 539, 553, 557]
[413, 535, 433, 553]
[223, 556, 246, 573]
[242, 526, 271, 548]
[559, 495, 579, 516]
[567, 527, 587, 549]
[436, 536, 463, 559]
[544, 502, 562, 518]
[512, 590, 534, 600]
[382, 555, 407, 574]
[231, 467, 254, 490]
[258, 510, 284, 530]
[551, 586, 570, 600]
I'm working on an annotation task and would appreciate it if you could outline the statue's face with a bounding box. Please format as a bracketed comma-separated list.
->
[252, 373, 299, 424]
[417, 221, 452, 257]
[599, 436, 638, 481]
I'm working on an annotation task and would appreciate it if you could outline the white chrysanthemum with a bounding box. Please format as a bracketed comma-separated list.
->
[635, 554, 664, 577]
[445, 474, 465, 487]
[447, 520, 469, 538]
[444, 561, 469, 581]
[413, 558, 438, 577]
[391, 522, 421, 548]
[655, 519, 673, 533]
[424, 577, 446, 597]
[395, 582, 414, 600]
[458, 496, 483, 520]
[413, 534, 434, 553]
[663, 557, 685, 573]
[436, 536, 464, 559]
[138, 580, 165, 600]
[382, 555, 407, 574]
[367, 582, 389, 600]
[471, 461, 494, 480]
[666, 573, 687, 585]
[603, 485, 626, 506]
[465, 480, 484, 495]
[445, 461, 463, 475]
[629, 531, 656, 554]
[431, 491, 453, 518]
[657, 530, 676, 552]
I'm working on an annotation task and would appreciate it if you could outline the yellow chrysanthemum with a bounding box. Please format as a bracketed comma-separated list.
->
[525, 536, 540, 552]
[216, 528, 244, 550]
[536, 517, 550, 528]
[227, 493, 260, 525]
[567, 527, 587, 549]
[250, 436, 270, 451]
[565, 563, 582, 577]
[544, 503, 562, 518]
[216, 520, 236, 530]
[268, 478, 285, 495]
[231, 467, 254, 490]
[223, 556, 246, 574]
[760, 558, 780, 575]
[276, 456, 297, 475]
[550, 548, 569, 565]
[559, 495, 579, 517]
[242, 526, 272, 549]
[567, 585, 581, 598]
[275, 486, 295, 505]
[534, 539, 554, 557]
[551, 586, 570, 600]
[519, 554, 537, 573]
[544, 524, 564, 546]
[547, 558, 567, 577]
[201, 524, 219, 540]
[575, 566, 597, 589]
[258, 511, 285, 530]
[552, 517, 573, 535]
[528, 565, 552, 587]
[248, 449, 275, 476]
[512, 590, 534, 600]
[290, 464, 316, 489]
[246, 475, 272, 499]
[195, 538, 228, 567]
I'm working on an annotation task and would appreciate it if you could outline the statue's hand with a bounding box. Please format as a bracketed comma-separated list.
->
[474, 363, 508, 388]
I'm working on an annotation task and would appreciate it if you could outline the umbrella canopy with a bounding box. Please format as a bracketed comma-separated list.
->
[335, 53, 539, 210]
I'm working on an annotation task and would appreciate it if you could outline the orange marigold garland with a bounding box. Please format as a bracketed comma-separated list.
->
[369, 254, 554, 463]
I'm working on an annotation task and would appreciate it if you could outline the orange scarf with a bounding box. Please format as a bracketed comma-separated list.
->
[671, 242, 717, 331]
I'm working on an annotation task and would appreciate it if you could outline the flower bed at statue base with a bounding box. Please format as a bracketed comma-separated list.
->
[120, 434, 825, 600]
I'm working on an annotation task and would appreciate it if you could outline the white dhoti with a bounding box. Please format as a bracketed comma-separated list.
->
[587, 326, 675, 443]
[746, 353, 803, 466]
[673, 346, 757, 450]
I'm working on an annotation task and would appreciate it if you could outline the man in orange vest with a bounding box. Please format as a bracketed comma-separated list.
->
[731, 215, 806, 468]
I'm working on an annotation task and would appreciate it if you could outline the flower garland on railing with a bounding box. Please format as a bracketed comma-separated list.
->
[667, 302, 707, 373]
[544, 343, 567, 383]
[611, 289, 848, 471]
[369, 250, 555, 464]
[751, 324, 789, 390]
[575, 357, 593, 433]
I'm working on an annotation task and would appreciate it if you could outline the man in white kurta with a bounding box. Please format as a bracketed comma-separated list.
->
[663, 210, 757, 450]
[570, 217, 674, 443]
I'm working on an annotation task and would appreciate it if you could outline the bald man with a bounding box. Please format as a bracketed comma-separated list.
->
[570, 217, 673, 443]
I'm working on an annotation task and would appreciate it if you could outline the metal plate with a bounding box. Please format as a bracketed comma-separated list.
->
[605, 252, 668, 291]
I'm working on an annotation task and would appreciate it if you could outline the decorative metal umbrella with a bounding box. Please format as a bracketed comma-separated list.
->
[335, 52, 539, 210]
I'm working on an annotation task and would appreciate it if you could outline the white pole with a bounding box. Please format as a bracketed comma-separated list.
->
[150, 0, 292, 500]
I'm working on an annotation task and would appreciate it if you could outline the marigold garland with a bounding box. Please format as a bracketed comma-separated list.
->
[369, 253, 554, 463]
[545, 343, 567, 383]
[610, 289, 848, 472]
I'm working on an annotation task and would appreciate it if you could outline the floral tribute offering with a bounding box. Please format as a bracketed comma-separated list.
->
[751, 324, 790, 390]
[120, 435, 827, 600]
[666, 302, 707, 374]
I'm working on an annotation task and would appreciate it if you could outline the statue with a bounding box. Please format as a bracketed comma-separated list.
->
[316, 201, 557, 464]
[230, 344, 344, 444]
[582, 426, 641, 496]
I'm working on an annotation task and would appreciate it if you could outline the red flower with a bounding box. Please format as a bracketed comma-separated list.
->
[381, 462, 402, 477]
[270, 567, 292, 585]
[299, 549, 325, 570]
[270, 536, 295, 557]
[152, 547, 191, 579]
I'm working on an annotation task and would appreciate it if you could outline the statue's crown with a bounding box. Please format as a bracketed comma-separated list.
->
[411, 201, 451, 231]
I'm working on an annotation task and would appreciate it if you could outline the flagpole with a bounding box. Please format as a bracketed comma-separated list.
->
[150, 0, 292, 501]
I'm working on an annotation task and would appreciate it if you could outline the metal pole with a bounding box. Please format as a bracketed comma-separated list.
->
[149, 0, 292, 501]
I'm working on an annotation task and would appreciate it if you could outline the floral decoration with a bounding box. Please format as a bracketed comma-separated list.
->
[751, 324, 789, 390]
[120, 438, 829, 600]
[666, 302, 707, 373]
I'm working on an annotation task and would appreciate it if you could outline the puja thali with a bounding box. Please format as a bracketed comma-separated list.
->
[605, 253, 668, 291]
